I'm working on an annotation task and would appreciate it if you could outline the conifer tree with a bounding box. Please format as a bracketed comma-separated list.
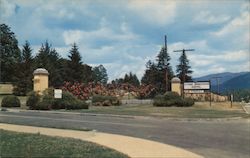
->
[66, 43, 84, 82]
[13, 41, 34, 95]
[176, 51, 193, 83]
[156, 47, 173, 92]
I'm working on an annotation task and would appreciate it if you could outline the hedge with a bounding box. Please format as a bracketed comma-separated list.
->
[1, 95, 21, 107]
[153, 92, 194, 107]
[92, 95, 121, 106]
[26, 89, 89, 110]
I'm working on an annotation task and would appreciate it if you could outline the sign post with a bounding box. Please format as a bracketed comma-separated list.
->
[230, 94, 233, 108]
[184, 81, 211, 105]
[54, 89, 62, 99]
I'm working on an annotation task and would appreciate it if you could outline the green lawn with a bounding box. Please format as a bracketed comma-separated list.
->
[0, 129, 128, 158]
[65, 103, 249, 118]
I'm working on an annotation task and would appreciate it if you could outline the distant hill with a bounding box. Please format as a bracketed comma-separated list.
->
[194, 72, 250, 93]
[219, 72, 250, 92]
[194, 72, 248, 85]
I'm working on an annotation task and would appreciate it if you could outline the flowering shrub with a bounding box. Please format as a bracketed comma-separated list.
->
[62, 82, 156, 100]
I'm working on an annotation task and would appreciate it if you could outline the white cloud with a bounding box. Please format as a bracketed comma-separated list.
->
[211, 11, 249, 37]
[193, 11, 230, 24]
[127, 0, 176, 26]
[62, 22, 140, 46]
[0, 0, 16, 20]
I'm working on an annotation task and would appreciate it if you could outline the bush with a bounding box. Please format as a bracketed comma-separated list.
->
[92, 95, 121, 106]
[1, 95, 20, 107]
[27, 89, 89, 110]
[26, 91, 40, 109]
[153, 92, 194, 107]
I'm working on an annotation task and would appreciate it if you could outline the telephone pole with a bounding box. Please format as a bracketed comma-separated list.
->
[164, 35, 168, 92]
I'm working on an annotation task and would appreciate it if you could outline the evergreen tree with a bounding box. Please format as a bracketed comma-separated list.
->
[141, 60, 158, 85]
[122, 72, 140, 86]
[0, 24, 21, 82]
[34, 41, 63, 87]
[156, 46, 173, 92]
[176, 51, 193, 83]
[66, 43, 84, 82]
[13, 41, 34, 95]
[82, 64, 94, 83]
[93, 65, 108, 84]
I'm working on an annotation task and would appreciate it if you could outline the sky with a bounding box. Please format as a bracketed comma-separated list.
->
[1, 0, 249, 81]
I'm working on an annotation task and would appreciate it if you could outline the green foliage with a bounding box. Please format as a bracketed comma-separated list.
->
[34, 41, 64, 87]
[93, 64, 108, 85]
[26, 91, 40, 109]
[1, 95, 21, 107]
[141, 46, 173, 93]
[176, 51, 192, 83]
[65, 43, 84, 83]
[0, 24, 21, 83]
[153, 92, 194, 107]
[223, 89, 250, 103]
[112, 72, 140, 87]
[13, 41, 34, 95]
[26, 89, 89, 110]
[92, 95, 121, 106]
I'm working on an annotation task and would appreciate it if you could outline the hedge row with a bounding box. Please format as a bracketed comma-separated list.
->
[26, 89, 89, 110]
[92, 95, 121, 106]
[153, 92, 194, 107]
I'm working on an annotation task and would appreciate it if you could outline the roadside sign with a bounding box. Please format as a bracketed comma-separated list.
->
[54, 89, 62, 99]
[184, 82, 210, 90]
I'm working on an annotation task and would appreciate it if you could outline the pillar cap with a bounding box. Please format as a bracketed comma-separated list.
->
[171, 77, 181, 83]
[33, 68, 49, 75]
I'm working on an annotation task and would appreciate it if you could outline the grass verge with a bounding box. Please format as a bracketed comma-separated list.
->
[0, 129, 128, 158]
[63, 103, 249, 118]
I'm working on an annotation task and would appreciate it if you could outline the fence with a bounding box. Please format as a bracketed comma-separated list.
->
[121, 99, 153, 105]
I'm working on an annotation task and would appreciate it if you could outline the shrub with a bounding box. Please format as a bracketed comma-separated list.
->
[1, 95, 20, 107]
[65, 99, 89, 110]
[27, 89, 89, 110]
[153, 92, 194, 107]
[92, 95, 121, 106]
[26, 91, 40, 109]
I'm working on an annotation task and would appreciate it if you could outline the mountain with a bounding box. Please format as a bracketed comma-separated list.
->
[194, 72, 248, 85]
[219, 72, 250, 92]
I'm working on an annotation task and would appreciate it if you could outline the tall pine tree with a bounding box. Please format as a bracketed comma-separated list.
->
[176, 51, 192, 83]
[156, 46, 174, 92]
[66, 43, 84, 82]
[13, 41, 34, 95]
[35, 41, 63, 87]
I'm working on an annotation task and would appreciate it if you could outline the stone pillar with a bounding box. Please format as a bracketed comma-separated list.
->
[33, 68, 49, 95]
[171, 77, 181, 96]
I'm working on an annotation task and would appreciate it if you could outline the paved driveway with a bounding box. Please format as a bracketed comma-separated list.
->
[0, 111, 249, 158]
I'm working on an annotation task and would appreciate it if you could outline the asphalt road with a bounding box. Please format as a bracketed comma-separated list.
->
[0, 111, 249, 158]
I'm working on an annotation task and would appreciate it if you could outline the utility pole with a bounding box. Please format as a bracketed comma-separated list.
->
[164, 35, 168, 92]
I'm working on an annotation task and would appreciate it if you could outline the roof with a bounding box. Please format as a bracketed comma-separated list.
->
[171, 77, 181, 83]
[33, 68, 49, 75]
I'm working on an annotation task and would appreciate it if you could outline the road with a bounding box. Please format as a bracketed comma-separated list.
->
[0, 110, 249, 158]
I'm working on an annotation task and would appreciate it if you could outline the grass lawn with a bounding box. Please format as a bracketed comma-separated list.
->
[0, 129, 128, 158]
[65, 102, 249, 118]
